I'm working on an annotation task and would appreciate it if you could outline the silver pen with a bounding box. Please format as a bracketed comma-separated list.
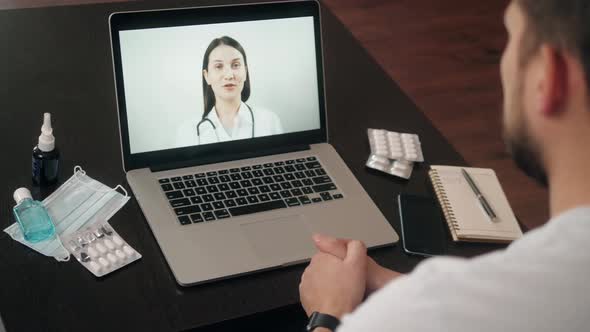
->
[461, 168, 497, 222]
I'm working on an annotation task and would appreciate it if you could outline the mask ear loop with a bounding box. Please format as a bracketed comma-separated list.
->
[72, 166, 129, 198]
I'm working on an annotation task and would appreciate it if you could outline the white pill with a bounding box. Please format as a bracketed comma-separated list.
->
[89, 261, 102, 274]
[96, 243, 107, 254]
[104, 239, 116, 250]
[98, 257, 110, 268]
[107, 253, 118, 264]
[88, 247, 99, 259]
[123, 246, 136, 257]
[113, 236, 124, 247]
[115, 249, 126, 260]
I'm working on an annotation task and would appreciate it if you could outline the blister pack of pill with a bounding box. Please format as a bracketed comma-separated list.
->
[63, 222, 141, 277]
[367, 129, 424, 179]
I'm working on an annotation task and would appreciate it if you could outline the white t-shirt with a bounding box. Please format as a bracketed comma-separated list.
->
[338, 206, 590, 332]
[175, 102, 283, 146]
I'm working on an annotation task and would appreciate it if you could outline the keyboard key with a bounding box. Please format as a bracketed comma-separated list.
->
[242, 171, 253, 179]
[294, 172, 305, 179]
[274, 161, 285, 166]
[206, 171, 217, 177]
[161, 184, 173, 192]
[203, 194, 215, 202]
[178, 215, 191, 225]
[270, 192, 281, 200]
[219, 175, 231, 183]
[292, 180, 303, 188]
[208, 177, 220, 184]
[312, 183, 337, 192]
[224, 199, 237, 207]
[284, 174, 295, 181]
[302, 187, 314, 194]
[201, 203, 213, 211]
[240, 166, 252, 171]
[203, 212, 216, 222]
[214, 193, 226, 201]
[196, 187, 207, 195]
[295, 164, 306, 171]
[218, 169, 229, 175]
[253, 170, 264, 177]
[173, 182, 185, 190]
[219, 183, 230, 191]
[263, 169, 275, 176]
[190, 196, 203, 204]
[195, 173, 206, 178]
[197, 179, 208, 186]
[252, 178, 263, 186]
[274, 167, 285, 174]
[230, 182, 241, 189]
[248, 187, 260, 195]
[299, 196, 311, 204]
[320, 192, 333, 201]
[190, 213, 204, 223]
[315, 169, 327, 176]
[312, 197, 322, 203]
[296, 158, 306, 162]
[213, 202, 225, 210]
[159, 178, 170, 183]
[305, 161, 321, 169]
[175, 205, 202, 216]
[247, 196, 259, 204]
[280, 182, 293, 190]
[166, 191, 183, 200]
[270, 184, 282, 191]
[260, 185, 271, 193]
[280, 190, 292, 198]
[183, 175, 194, 180]
[306, 156, 317, 161]
[258, 194, 271, 202]
[291, 188, 303, 196]
[263, 163, 273, 168]
[183, 189, 196, 197]
[305, 170, 316, 178]
[171, 176, 182, 182]
[303, 179, 314, 186]
[240, 180, 253, 187]
[286, 198, 300, 206]
[285, 165, 296, 172]
[333, 193, 344, 199]
[231, 174, 242, 181]
[237, 189, 249, 197]
[228, 200, 287, 216]
[262, 176, 274, 184]
[206, 185, 219, 193]
[253, 164, 263, 170]
[170, 198, 191, 208]
[273, 175, 285, 182]
[236, 197, 248, 205]
[185, 180, 197, 188]
[286, 159, 296, 165]
[214, 209, 231, 219]
[230, 168, 240, 173]
[226, 191, 237, 198]
[313, 176, 332, 184]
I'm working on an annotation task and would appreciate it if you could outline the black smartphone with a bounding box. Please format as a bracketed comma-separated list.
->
[397, 194, 447, 257]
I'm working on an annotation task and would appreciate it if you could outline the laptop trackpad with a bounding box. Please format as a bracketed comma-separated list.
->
[240, 215, 316, 265]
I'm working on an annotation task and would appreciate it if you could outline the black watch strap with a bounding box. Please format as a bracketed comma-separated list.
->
[306, 311, 341, 332]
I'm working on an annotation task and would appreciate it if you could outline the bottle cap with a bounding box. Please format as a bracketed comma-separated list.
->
[13, 187, 32, 205]
[38, 113, 55, 152]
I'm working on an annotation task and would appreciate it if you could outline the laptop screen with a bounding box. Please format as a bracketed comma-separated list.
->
[118, 16, 322, 155]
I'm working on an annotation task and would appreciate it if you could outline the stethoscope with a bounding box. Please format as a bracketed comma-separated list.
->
[196, 103, 255, 142]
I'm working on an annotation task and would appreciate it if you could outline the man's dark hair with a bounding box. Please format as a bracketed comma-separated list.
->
[517, 0, 590, 88]
[201, 36, 251, 120]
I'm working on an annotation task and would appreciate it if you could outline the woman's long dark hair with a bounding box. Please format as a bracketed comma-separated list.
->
[202, 36, 251, 120]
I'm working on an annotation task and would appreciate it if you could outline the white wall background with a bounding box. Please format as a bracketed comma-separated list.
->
[119, 17, 321, 154]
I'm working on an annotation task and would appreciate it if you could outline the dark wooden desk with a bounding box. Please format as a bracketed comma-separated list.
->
[0, 1, 504, 331]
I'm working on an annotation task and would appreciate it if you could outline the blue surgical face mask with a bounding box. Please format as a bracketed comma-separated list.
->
[4, 166, 130, 261]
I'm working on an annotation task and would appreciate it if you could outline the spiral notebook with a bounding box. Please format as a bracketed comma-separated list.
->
[429, 165, 523, 243]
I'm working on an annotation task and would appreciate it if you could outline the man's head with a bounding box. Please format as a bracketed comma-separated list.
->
[500, 0, 590, 187]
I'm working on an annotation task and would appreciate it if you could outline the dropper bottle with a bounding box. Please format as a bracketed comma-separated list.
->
[32, 113, 60, 185]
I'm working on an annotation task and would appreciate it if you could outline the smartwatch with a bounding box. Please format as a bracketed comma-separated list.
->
[306, 311, 341, 332]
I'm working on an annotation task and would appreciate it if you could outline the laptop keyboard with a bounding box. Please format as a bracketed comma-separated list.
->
[158, 156, 344, 225]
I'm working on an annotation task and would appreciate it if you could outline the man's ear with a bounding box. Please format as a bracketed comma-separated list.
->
[538, 45, 568, 116]
[203, 69, 210, 85]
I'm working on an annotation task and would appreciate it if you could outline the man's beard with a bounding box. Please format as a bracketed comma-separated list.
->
[503, 85, 549, 188]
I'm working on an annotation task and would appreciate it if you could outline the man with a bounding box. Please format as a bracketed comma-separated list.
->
[299, 1, 590, 331]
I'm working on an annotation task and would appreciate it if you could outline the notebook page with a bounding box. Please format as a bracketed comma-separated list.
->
[431, 166, 522, 239]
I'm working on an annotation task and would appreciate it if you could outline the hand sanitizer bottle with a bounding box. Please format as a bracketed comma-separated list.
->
[13, 188, 55, 243]
[32, 113, 60, 185]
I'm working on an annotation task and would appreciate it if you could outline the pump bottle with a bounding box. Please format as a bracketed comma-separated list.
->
[32, 113, 60, 185]
[13, 187, 55, 242]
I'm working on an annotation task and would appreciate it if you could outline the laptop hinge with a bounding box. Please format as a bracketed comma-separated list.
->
[150, 144, 311, 172]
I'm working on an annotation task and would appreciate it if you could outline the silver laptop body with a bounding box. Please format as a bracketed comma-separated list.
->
[110, 0, 398, 286]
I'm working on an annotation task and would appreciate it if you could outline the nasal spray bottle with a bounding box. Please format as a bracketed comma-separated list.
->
[32, 113, 60, 185]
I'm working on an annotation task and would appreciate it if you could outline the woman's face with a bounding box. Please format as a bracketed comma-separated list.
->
[203, 44, 247, 103]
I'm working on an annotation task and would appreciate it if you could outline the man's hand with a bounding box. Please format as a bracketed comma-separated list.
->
[299, 240, 368, 319]
[312, 234, 403, 293]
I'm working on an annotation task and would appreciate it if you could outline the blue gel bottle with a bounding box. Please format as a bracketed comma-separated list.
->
[13, 188, 55, 243]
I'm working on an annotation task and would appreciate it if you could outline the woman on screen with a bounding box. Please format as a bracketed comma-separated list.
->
[177, 36, 283, 146]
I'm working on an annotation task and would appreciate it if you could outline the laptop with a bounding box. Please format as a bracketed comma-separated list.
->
[109, 0, 398, 286]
